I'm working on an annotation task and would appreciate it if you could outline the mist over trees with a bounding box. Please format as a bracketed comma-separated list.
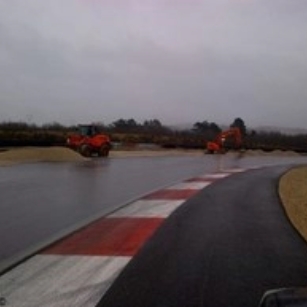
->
[0, 118, 306, 152]
[230, 118, 247, 136]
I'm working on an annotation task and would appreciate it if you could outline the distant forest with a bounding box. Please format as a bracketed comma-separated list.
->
[0, 118, 307, 152]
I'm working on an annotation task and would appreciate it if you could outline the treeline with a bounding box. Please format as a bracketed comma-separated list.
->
[244, 131, 307, 152]
[0, 118, 307, 152]
[0, 122, 70, 147]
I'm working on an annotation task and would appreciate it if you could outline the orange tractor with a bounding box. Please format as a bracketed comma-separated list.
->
[206, 127, 242, 154]
[67, 125, 111, 157]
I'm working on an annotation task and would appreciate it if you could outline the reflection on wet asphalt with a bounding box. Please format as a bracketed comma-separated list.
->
[0, 154, 307, 267]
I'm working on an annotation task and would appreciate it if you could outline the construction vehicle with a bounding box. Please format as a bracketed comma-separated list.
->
[67, 125, 111, 157]
[206, 127, 242, 154]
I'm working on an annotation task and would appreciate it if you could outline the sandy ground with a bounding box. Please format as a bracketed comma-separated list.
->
[111, 148, 203, 158]
[0, 147, 205, 166]
[279, 167, 307, 242]
[0, 146, 306, 243]
[0, 146, 302, 166]
[0, 147, 88, 166]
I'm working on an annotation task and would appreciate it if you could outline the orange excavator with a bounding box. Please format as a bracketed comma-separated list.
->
[206, 127, 242, 154]
[67, 124, 111, 157]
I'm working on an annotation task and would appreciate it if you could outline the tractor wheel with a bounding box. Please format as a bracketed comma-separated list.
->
[79, 144, 92, 157]
[98, 145, 110, 157]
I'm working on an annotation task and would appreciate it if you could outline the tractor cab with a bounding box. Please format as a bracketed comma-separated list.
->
[78, 125, 98, 137]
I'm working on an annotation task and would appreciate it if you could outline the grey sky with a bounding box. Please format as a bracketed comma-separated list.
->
[0, 0, 307, 128]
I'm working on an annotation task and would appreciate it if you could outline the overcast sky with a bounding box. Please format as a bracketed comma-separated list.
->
[0, 0, 306, 128]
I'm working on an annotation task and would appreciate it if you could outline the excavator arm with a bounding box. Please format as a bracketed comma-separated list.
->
[206, 127, 242, 154]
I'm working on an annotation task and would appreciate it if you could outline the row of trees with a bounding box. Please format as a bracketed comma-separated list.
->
[0, 118, 306, 152]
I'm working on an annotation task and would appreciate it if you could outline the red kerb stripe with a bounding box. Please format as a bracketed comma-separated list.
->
[42, 217, 164, 256]
[185, 177, 215, 183]
[143, 189, 199, 200]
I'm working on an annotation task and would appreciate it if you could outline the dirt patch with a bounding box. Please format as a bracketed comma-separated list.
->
[110, 149, 203, 158]
[0, 147, 87, 166]
[243, 149, 301, 157]
[0, 147, 302, 166]
[0, 147, 204, 166]
[279, 166, 307, 241]
[110, 148, 302, 159]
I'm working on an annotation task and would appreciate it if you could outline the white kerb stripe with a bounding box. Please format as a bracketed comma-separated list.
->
[200, 173, 230, 179]
[110, 200, 185, 218]
[225, 168, 245, 173]
[167, 182, 211, 190]
[0, 255, 130, 307]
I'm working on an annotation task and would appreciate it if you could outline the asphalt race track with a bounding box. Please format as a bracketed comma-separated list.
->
[2, 154, 307, 306]
[97, 165, 307, 307]
[1, 154, 306, 270]
[0, 156, 220, 270]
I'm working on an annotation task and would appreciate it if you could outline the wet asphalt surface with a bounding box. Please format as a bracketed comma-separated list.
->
[0, 155, 218, 270]
[97, 165, 307, 307]
[0, 154, 307, 272]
